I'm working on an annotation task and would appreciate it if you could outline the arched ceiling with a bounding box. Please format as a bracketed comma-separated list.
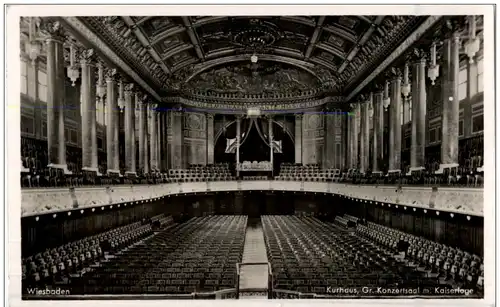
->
[74, 15, 430, 98]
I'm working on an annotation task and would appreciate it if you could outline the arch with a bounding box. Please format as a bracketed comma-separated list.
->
[184, 54, 320, 83]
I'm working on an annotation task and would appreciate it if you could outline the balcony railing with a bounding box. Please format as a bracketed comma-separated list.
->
[21, 180, 484, 218]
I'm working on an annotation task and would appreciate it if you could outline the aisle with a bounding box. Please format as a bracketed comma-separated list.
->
[238, 218, 269, 295]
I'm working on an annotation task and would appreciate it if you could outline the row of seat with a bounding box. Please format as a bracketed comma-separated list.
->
[262, 215, 481, 297]
[22, 214, 165, 290]
[356, 221, 484, 292]
[81, 215, 246, 294]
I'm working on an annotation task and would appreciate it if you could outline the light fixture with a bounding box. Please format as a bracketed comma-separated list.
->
[26, 17, 43, 65]
[401, 62, 411, 98]
[368, 93, 374, 117]
[383, 81, 391, 110]
[250, 54, 258, 63]
[66, 43, 80, 86]
[96, 61, 107, 103]
[464, 16, 480, 64]
[118, 80, 125, 113]
[428, 42, 440, 85]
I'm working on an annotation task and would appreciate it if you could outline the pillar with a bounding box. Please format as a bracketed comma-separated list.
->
[389, 75, 402, 172]
[80, 49, 98, 174]
[268, 115, 274, 167]
[372, 91, 384, 173]
[411, 58, 427, 171]
[350, 104, 360, 169]
[206, 113, 215, 165]
[294, 114, 303, 164]
[44, 22, 69, 173]
[149, 104, 158, 171]
[156, 108, 161, 170]
[440, 34, 460, 169]
[105, 68, 119, 174]
[170, 111, 184, 169]
[359, 99, 370, 173]
[124, 84, 136, 175]
[323, 107, 334, 169]
[236, 115, 241, 176]
[138, 95, 147, 174]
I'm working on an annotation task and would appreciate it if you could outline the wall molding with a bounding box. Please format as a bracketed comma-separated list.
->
[21, 181, 483, 218]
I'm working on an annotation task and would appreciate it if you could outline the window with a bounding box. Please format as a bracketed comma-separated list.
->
[404, 137, 411, 149]
[436, 127, 442, 142]
[477, 58, 483, 93]
[429, 128, 436, 143]
[37, 70, 47, 102]
[459, 120, 464, 137]
[42, 121, 47, 138]
[21, 115, 34, 135]
[458, 68, 467, 101]
[70, 129, 78, 144]
[98, 137, 103, 149]
[472, 114, 484, 134]
[20, 60, 28, 94]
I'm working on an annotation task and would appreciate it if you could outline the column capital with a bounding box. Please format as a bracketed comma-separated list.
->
[390, 67, 402, 81]
[79, 48, 97, 66]
[124, 83, 135, 96]
[40, 20, 65, 43]
[374, 91, 384, 99]
[105, 68, 118, 82]
[411, 48, 427, 65]
[206, 113, 214, 120]
[235, 114, 244, 121]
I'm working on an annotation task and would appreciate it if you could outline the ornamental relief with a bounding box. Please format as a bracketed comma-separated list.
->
[184, 62, 322, 95]
[184, 113, 205, 131]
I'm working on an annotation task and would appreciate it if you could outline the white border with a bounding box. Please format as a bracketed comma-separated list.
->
[4, 4, 496, 307]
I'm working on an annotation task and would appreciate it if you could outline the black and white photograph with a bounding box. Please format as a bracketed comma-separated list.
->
[5, 4, 495, 306]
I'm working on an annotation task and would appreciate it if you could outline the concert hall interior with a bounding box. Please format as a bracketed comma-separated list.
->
[19, 15, 485, 299]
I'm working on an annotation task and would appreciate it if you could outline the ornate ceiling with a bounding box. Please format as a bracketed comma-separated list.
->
[76, 16, 429, 97]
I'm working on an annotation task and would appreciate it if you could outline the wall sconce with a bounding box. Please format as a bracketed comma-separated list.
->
[428, 42, 440, 85]
[464, 16, 480, 64]
[66, 43, 80, 87]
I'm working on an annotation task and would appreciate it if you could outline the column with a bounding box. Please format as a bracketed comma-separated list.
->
[124, 84, 136, 175]
[411, 57, 427, 171]
[389, 75, 402, 172]
[80, 49, 98, 174]
[323, 107, 335, 169]
[162, 112, 169, 170]
[44, 22, 69, 173]
[105, 68, 119, 174]
[351, 104, 360, 169]
[294, 114, 303, 164]
[372, 91, 384, 173]
[206, 113, 215, 165]
[268, 115, 274, 168]
[359, 99, 370, 173]
[143, 105, 150, 174]
[171, 111, 184, 169]
[440, 34, 460, 169]
[138, 95, 147, 173]
[158, 112, 165, 171]
[149, 104, 158, 171]
[156, 109, 161, 170]
[236, 116, 241, 176]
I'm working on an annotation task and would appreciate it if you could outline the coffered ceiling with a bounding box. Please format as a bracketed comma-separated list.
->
[77, 16, 429, 96]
